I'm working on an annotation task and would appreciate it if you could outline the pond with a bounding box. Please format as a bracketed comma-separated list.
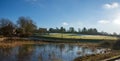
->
[0, 44, 102, 61]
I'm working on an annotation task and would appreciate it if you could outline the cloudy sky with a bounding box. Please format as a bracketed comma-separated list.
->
[0, 0, 120, 33]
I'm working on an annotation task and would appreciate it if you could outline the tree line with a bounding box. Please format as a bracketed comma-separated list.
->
[0, 16, 119, 37]
[47, 27, 119, 36]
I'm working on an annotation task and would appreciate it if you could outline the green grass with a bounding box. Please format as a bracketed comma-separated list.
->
[41, 33, 119, 40]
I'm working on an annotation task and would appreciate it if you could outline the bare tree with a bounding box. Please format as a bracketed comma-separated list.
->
[17, 17, 37, 37]
[0, 18, 15, 36]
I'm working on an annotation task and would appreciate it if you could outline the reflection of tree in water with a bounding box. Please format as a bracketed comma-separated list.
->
[59, 44, 65, 52]
[45, 52, 56, 61]
[48, 47, 62, 61]
[16, 45, 35, 61]
[0, 47, 14, 61]
[38, 53, 43, 61]
[37, 44, 63, 61]
[68, 45, 74, 52]
[82, 47, 86, 56]
[59, 44, 65, 59]
[0, 44, 101, 61]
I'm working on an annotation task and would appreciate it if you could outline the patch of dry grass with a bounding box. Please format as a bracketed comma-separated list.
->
[0, 40, 47, 48]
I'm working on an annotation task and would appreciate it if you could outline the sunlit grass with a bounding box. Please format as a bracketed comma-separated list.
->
[42, 33, 119, 40]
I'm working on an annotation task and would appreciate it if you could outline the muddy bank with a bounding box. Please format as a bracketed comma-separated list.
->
[74, 50, 120, 61]
[0, 37, 100, 48]
[0, 40, 99, 48]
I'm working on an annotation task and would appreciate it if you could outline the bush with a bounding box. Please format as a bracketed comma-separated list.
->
[113, 40, 120, 50]
[99, 41, 113, 48]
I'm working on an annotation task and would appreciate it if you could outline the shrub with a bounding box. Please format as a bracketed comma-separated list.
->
[99, 41, 113, 48]
[113, 40, 120, 50]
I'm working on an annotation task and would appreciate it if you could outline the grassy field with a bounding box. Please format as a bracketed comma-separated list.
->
[41, 33, 119, 40]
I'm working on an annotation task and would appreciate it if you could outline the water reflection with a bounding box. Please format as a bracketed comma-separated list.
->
[0, 44, 101, 61]
[17, 45, 35, 61]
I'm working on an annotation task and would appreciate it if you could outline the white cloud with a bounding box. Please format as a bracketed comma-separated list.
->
[113, 19, 120, 25]
[96, 23, 120, 33]
[98, 20, 110, 24]
[113, 13, 120, 25]
[97, 12, 120, 33]
[103, 2, 119, 9]
[95, 2, 120, 33]
[98, 13, 120, 25]
[62, 22, 69, 26]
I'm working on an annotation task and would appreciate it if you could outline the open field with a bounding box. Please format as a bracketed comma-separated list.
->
[41, 33, 119, 40]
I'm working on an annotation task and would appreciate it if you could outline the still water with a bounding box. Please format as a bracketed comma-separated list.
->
[0, 44, 101, 61]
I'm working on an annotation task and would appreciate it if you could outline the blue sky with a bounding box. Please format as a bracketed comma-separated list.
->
[0, 0, 120, 33]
